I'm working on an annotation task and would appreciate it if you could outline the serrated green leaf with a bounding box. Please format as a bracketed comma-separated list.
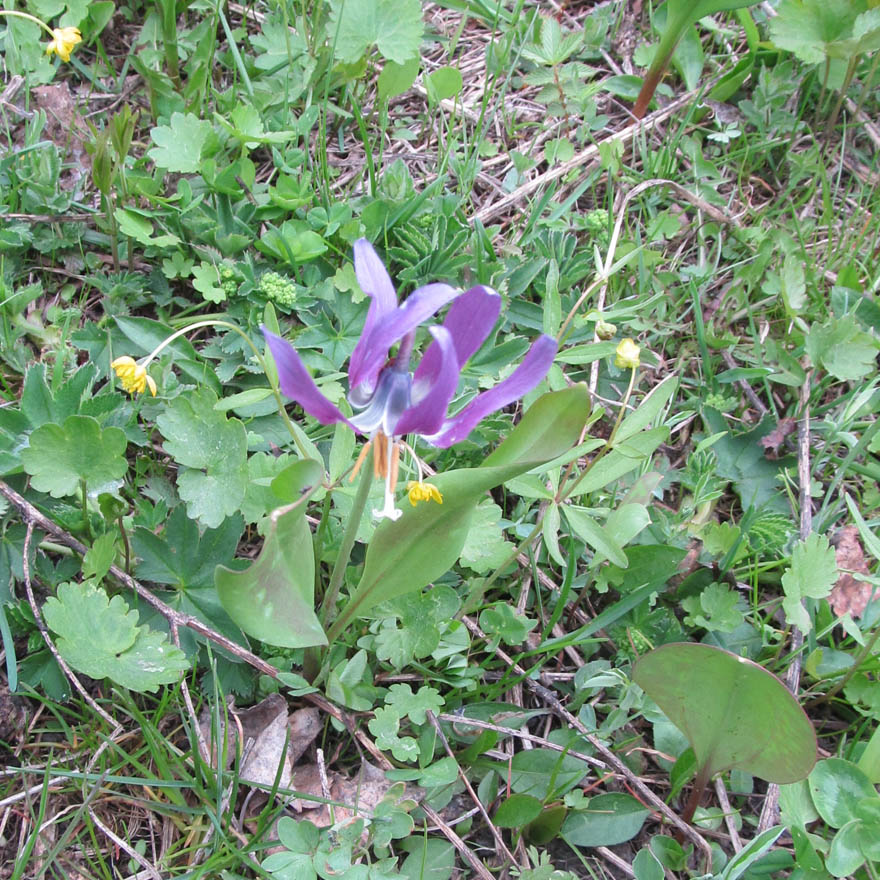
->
[132, 507, 242, 590]
[148, 113, 213, 173]
[479, 603, 537, 645]
[215, 506, 325, 649]
[781, 533, 838, 632]
[22, 415, 128, 498]
[805, 315, 879, 381]
[82, 531, 118, 582]
[328, 0, 424, 64]
[156, 388, 249, 528]
[458, 501, 513, 573]
[682, 582, 745, 633]
[43, 582, 189, 693]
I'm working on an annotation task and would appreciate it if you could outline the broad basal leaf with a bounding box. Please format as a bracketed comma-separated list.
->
[633, 642, 816, 784]
[156, 387, 249, 528]
[22, 415, 128, 497]
[327, 386, 589, 640]
[215, 506, 326, 648]
[43, 581, 189, 693]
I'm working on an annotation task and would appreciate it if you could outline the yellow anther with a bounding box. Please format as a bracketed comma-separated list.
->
[406, 481, 443, 507]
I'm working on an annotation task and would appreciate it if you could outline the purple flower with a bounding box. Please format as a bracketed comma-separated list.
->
[262, 239, 557, 519]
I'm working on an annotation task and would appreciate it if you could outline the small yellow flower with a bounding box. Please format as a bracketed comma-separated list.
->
[406, 481, 443, 507]
[614, 338, 641, 370]
[111, 356, 157, 396]
[45, 26, 81, 62]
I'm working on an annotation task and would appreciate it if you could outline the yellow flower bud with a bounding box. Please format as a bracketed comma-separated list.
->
[596, 319, 616, 341]
[614, 338, 640, 370]
[45, 26, 82, 62]
[406, 481, 443, 507]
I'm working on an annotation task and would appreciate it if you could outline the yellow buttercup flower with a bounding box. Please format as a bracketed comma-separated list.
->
[111, 356, 157, 396]
[46, 26, 81, 62]
[406, 481, 443, 507]
[614, 338, 641, 370]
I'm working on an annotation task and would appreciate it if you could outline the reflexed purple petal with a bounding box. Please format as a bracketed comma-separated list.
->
[349, 281, 459, 392]
[412, 285, 500, 398]
[394, 326, 460, 436]
[348, 239, 398, 390]
[426, 334, 558, 448]
[262, 327, 354, 428]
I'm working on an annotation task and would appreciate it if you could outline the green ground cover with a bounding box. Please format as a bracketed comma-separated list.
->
[1, 0, 879, 877]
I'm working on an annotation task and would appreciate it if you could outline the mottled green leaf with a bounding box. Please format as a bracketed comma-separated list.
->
[215, 506, 325, 648]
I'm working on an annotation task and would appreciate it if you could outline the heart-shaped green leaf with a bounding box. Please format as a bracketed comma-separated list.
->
[215, 505, 327, 648]
[633, 643, 816, 783]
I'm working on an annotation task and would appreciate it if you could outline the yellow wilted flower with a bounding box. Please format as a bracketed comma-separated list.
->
[45, 26, 82, 62]
[614, 338, 641, 370]
[111, 356, 157, 396]
[406, 481, 443, 507]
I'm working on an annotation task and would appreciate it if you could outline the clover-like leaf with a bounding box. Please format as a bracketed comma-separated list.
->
[327, 0, 424, 64]
[633, 643, 817, 785]
[368, 707, 419, 762]
[384, 683, 444, 724]
[22, 415, 128, 497]
[148, 113, 213, 174]
[156, 388, 248, 528]
[43, 582, 189, 693]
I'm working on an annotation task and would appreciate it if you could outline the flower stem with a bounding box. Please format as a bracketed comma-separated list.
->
[0, 10, 56, 38]
[79, 479, 92, 541]
[319, 457, 374, 630]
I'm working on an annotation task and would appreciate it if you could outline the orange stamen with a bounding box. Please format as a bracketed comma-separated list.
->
[374, 431, 388, 478]
[349, 440, 372, 482]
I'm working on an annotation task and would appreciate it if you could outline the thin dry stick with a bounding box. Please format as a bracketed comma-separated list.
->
[758, 373, 813, 834]
[420, 801, 496, 880]
[462, 616, 715, 865]
[436, 714, 604, 769]
[88, 806, 162, 880]
[597, 845, 636, 877]
[171, 622, 211, 764]
[472, 88, 707, 225]
[21, 522, 119, 731]
[714, 777, 743, 853]
[1, 481, 279, 679]
[426, 710, 520, 869]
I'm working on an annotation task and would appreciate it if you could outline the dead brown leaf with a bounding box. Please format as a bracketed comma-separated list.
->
[198, 695, 322, 793]
[760, 417, 796, 456]
[30, 83, 91, 188]
[829, 526, 876, 618]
